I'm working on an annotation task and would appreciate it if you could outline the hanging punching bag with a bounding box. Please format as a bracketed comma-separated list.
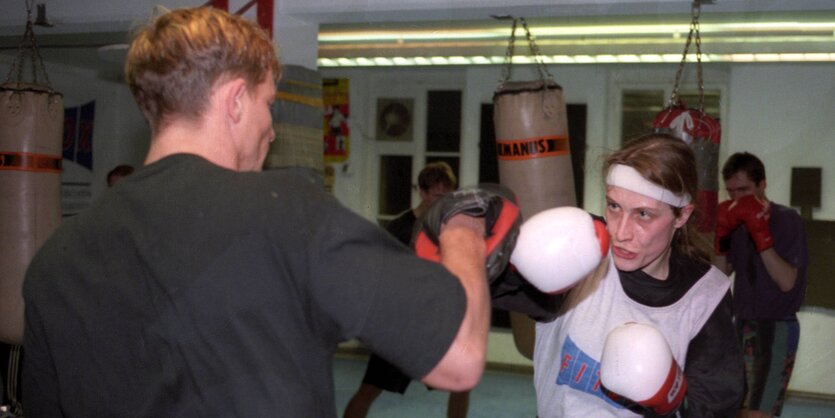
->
[491, 17, 578, 360]
[652, 1, 720, 237]
[494, 80, 576, 219]
[0, 82, 63, 344]
[652, 102, 721, 235]
[263, 65, 324, 185]
[494, 79, 576, 359]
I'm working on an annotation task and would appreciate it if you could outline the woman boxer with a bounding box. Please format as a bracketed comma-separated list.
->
[500, 133, 744, 417]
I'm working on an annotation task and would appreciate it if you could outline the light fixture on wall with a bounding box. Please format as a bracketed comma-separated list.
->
[317, 11, 835, 66]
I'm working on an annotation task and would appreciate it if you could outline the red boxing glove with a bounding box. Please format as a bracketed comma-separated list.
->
[714, 199, 741, 255]
[729, 194, 773, 252]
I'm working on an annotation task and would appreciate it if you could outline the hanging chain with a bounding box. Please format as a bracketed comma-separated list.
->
[694, 8, 704, 113]
[497, 16, 554, 87]
[520, 17, 555, 82]
[499, 17, 518, 85]
[668, 0, 704, 112]
[4, 0, 53, 88]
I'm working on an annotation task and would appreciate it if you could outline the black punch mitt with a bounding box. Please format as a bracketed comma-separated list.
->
[413, 183, 522, 282]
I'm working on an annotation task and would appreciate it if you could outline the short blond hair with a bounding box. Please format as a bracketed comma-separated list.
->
[125, 7, 281, 129]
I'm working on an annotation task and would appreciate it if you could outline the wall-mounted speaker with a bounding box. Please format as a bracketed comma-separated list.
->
[790, 167, 822, 208]
[791, 167, 822, 220]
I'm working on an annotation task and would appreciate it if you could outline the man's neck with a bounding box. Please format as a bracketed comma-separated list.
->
[414, 201, 432, 219]
[145, 117, 238, 171]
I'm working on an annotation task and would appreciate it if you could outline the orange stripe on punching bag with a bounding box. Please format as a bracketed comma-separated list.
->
[497, 135, 570, 161]
[0, 151, 62, 173]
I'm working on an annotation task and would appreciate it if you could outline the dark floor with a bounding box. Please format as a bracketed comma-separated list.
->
[333, 355, 835, 418]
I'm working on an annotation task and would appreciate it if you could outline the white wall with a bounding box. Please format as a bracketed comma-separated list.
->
[794, 307, 835, 396]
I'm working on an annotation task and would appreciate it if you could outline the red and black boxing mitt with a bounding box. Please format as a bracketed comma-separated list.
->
[413, 184, 522, 282]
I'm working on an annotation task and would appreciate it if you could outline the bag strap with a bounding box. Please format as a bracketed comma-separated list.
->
[669, 1, 709, 112]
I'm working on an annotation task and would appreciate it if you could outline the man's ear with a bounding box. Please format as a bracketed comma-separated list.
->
[224, 78, 248, 123]
[758, 179, 768, 192]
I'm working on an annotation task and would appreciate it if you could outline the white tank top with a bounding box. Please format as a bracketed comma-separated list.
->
[533, 256, 730, 418]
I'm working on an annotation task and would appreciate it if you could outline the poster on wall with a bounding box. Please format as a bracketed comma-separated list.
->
[62, 101, 95, 216]
[323, 78, 349, 164]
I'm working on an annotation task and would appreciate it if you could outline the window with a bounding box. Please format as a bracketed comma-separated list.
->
[375, 88, 462, 226]
[377, 155, 413, 228]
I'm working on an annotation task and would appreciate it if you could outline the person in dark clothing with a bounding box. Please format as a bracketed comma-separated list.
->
[22, 8, 494, 417]
[714, 152, 808, 418]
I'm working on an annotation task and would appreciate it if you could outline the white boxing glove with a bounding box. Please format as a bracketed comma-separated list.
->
[600, 322, 687, 416]
[509, 207, 609, 294]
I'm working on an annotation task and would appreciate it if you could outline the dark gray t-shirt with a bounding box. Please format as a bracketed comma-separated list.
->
[23, 154, 465, 417]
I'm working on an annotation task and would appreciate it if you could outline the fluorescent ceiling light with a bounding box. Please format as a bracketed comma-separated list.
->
[318, 11, 835, 66]
[317, 53, 835, 67]
[320, 21, 835, 43]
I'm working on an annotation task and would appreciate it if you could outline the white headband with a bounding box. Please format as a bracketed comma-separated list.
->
[606, 164, 691, 207]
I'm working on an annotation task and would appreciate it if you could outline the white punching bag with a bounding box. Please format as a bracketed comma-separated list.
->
[0, 82, 63, 344]
[494, 79, 577, 359]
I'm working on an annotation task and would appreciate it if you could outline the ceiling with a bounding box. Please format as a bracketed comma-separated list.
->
[317, 9, 835, 66]
[0, 0, 833, 75]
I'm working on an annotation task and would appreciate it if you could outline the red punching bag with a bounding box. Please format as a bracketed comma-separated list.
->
[653, 101, 721, 234]
[652, 2, 720, 236]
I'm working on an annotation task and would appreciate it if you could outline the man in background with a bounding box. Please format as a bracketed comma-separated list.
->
[714, 152, 808, 418]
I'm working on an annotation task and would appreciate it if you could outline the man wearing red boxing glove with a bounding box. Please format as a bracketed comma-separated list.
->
[714, 152, 808, 418]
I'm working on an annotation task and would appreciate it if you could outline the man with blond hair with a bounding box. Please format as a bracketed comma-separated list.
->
[22, 7, 495, 417]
